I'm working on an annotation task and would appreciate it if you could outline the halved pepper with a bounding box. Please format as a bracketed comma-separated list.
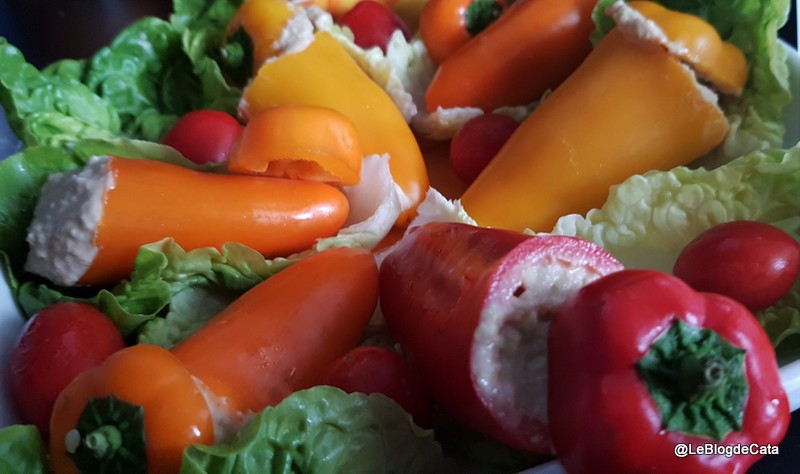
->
[240, 31, 428, 225]
[548, 269, 790, 473]
[460, 1, 742, 232]
[227, 104, 363, 185]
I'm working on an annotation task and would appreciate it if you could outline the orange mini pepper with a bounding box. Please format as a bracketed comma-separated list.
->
[227, 104, 363, 185]
[461, 2, 744, 232]
[49, 247, 379, 473]
[49, 344, 214, 474]
[425, 0, 598, 112]
[25, 156, 349, 287]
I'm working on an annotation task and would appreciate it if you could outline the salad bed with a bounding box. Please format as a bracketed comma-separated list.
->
[0, 0, 798, 472]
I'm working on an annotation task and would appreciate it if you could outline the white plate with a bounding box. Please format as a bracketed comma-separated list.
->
[0, 40, 798, 466]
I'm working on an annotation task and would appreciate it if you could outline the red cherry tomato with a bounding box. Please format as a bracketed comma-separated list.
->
[673, 221, 800, 312]
[323, 346, 432, 427]
[8, 302, 125, 434]
[338, 1, 412, 53]
[162, 110, 243, 165]
[450, 113, 518, 185]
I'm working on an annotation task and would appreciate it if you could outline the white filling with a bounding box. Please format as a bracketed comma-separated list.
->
[472, 255, 610, 449]
[24, 156, 111, 286]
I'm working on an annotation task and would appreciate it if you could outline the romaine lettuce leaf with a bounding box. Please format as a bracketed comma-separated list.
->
[0, 425, 48, 474]
[758, 281, 800, 360]
[592, 0, 793, 164]
[180, 386, 444, 474]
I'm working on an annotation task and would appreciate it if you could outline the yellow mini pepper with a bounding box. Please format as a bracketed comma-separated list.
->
[461, 1, 746, 232]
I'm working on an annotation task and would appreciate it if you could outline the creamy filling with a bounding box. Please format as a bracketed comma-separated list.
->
[24, 156, 111, 286]
[472, 255, 610, 449]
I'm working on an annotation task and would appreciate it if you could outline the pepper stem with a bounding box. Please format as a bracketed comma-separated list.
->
[83, 425, 123, 460]
[636, 318, 748, 440]
[677, 354, 727, 401]
[68, 396, 148, 473]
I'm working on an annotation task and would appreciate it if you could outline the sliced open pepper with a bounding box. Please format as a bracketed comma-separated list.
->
[240, 31, 428, 224]
[460, 1, 739, 232]
[227, 104, 363, 185]
[548, 269, 790, 473]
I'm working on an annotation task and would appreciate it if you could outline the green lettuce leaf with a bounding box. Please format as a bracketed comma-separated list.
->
[591, 0, 793, 164]
[758, 281, 800, 360]
[82, 17, 203, 142]
[0, 38, 120, 147]
[180, 386, 444, 474]
[0, 425, 49, 474]
[171, 0, 250, 108]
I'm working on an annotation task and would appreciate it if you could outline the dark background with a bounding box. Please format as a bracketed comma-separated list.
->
[0, 1, 798, 472]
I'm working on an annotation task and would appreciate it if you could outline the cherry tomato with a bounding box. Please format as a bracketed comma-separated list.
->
[450, 113, 518, 185]
[8, 302, 125, 434]
[161, 110, 243, 165]
[323, 346, 432, 427]
[338, 1, 412, 53]
[673, 221, 800, 312]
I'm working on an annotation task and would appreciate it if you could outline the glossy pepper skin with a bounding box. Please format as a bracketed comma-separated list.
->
[419, 0, 507, 65]
[425, 0, 597, 112]
[49, 344, 214, 474]
[548, 270, 790, 474]
[380, 222, 623, 453]
[49, 248, 379, 474]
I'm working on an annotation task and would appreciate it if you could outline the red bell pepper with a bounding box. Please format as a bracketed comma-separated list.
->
[548, 269, 790, 473]
[379, 222, 622, 453]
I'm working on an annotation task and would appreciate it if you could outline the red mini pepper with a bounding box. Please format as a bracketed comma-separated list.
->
[380, 222, 622, 453]
[548, 269, 790, 474]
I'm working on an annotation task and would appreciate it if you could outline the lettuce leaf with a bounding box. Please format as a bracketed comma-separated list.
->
[0, 425, 48, 474]
[758, 281, 800, 361]
[81, 17, 204, 142]
[592, 0, 793, 164]
[180, 386, 444, 474]
[171, 0, 250, 107]
[0, 38, 120, 147]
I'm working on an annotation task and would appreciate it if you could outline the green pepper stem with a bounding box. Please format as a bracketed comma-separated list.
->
[83, 425, 123, 460]
[678, 354, 727, 401]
